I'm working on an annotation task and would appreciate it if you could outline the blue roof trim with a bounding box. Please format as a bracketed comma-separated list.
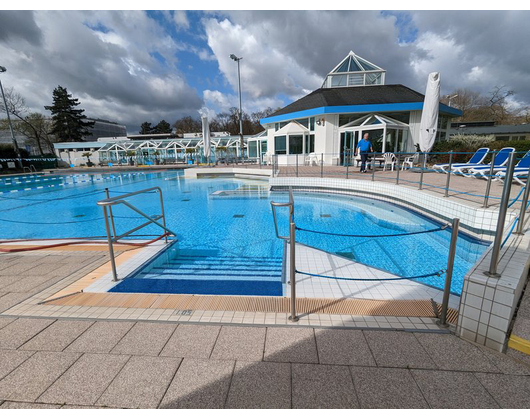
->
[261, 102, 463, 124]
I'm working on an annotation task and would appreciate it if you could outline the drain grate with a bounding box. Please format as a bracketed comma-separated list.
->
[181, 199, 190, 202]
[233, 214, 245, 218]
[320, 214, 331, 218]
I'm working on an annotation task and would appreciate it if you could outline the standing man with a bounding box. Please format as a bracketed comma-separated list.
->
[356, 133, 373, 173]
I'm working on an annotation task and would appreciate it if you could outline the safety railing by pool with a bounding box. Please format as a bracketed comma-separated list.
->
[269, 150, 530, 209]
[270, 187, 461, 326]
[97, 186, 178, 282]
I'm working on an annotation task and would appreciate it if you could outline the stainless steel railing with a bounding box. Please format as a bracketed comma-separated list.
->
[270, 187, 298, 322]
[97, 186, 177, 282]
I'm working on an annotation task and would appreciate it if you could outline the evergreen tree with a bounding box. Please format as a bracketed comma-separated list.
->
[154, 119, 171, 134]
[139, 122, 154, 134]
[44, 86, 94, 141]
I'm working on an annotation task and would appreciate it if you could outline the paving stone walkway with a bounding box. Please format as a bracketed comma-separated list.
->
[1, 250, 530, 409]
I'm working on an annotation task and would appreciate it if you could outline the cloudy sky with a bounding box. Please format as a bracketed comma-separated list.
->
[0, 9, 529, 133]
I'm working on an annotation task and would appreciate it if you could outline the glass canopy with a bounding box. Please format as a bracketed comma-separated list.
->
[322, 51, 386, 88]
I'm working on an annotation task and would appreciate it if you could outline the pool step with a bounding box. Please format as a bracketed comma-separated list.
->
[127, 254, 284, 296]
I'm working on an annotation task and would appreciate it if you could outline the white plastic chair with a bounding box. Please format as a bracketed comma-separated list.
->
[403, 153, 419, 170]
[306, 153, 318, 166]
[382, 153, 396, 171]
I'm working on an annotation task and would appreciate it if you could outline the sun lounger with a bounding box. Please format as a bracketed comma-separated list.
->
[464, 149, 530, 179]
[493, 151, 530, 185]
[433, 147, 489, 173]
[457, 147, 514, 175]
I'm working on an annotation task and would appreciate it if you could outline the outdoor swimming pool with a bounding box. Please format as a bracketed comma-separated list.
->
[0, 171, 488, 295]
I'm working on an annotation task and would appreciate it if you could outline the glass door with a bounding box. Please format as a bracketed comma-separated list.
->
[340, 131, 356, 165]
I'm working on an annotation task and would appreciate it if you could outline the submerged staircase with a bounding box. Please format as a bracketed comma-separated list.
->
[111, 253, 284, 296]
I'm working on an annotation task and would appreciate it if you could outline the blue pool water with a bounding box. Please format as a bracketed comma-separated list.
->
[0, 171, 488, 295]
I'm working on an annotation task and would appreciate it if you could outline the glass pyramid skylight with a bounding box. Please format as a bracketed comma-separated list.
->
[322, 51, 386, 88]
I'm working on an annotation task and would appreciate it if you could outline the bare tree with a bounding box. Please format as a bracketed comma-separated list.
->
[0, 87, 54, 155]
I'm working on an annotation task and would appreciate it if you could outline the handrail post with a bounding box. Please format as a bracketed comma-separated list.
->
[158, 189, 169, 243]
[516, 174, 530, 235]
[296, 154, 298, 177]
[486, 152, 517, 277]
[288, 221, 298, 322]
[320, 153, 324, 178]
[372, 152, 375, 181]
[445, 150, 453, 197]
[395, 153, 400, 185]
[483, 150, 497, 208]
[419, 152, 426, 190]
[438, 218, 460, 327]
[344, 151, 350, 179]
[103, 206, 119, 282]
[105, 188, 117, 239]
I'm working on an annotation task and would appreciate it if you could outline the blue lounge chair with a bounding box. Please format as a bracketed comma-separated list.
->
[432, 147, 489, 173]
[494, 151, 530, 185]
[460, 147, 516, 178]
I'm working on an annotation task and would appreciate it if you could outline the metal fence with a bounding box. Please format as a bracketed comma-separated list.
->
[269, 148, 530, 324]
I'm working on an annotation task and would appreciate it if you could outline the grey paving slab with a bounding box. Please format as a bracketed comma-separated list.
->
[350, 366, 429, 408]
[0, 262, 42, 275]
[20, 320, 94, 352]
[97, 355, 181, 409]
[160, 358, 233, 409]
[507, 347, 530, 366]
[0, 317, 15, 330]
[210, 326, 266, 361]
[2, 276, 56, 293]
[292, 363, 358, 409]
[0, 293, 33, 313]
[0, 401, 61, 409]
[0, 349, 34, 381]
[111, 322, 176, 356]
[411, 369, 499, 409]
[474, 373, 530, 408]
[0, 318, 55, 350]
[478, 345, 530, 375]
[0, 351, 80, 402]
[264, 327, 318, 364]
[37, 353, 130, 406]
[225, 361, 291, 409]
[0, 277, 18, 290]
[160, 324, 220, 359]
[61, 405, 107, 409]
[414, 332, 499, 372]
[315, 329, 376, 366]
[65, 321, 134, 353]
[363, 330, 436, 369]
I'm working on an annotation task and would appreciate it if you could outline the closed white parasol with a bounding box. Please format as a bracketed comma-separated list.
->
[201, 114, 211, 163]
[419, 72, 441, 152]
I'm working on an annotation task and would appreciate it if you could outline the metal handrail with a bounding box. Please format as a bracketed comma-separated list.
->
[270, 187, 294, 240]
[97, 186, 177, 282]
[270, 187, 298, 321]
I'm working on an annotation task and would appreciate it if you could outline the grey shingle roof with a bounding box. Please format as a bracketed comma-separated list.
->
[269, 84, 425, 118]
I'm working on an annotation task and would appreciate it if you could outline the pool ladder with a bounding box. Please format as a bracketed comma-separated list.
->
[97, 186, 177, 282]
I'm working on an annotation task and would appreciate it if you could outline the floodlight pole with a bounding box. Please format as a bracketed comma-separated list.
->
[0, 66, 22, 163]
[230, 54, 244, 158]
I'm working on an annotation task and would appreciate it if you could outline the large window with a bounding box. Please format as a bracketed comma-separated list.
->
[248, 141, 258, 158]
[275, 136, 287, 154]
[305, 134, 315, 153]
[289, 135, 303, 155]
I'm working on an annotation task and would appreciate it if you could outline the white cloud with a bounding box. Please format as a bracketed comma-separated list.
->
[173, 11, 190, 30]
[0, 10, 203, 131]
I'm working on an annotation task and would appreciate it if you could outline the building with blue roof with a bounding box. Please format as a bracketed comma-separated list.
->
[255, 51, 462, 165]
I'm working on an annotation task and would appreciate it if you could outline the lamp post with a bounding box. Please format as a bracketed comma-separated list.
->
[0, 66, 22, 162]
[447, 94, 458, 108]
[229, 54, 243, 158]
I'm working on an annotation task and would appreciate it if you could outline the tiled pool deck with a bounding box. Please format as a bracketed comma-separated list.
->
[1, 169, 530, 408]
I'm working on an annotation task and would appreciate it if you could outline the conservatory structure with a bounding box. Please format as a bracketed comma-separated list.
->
[259, 51, 463, 165]
[54, 133, 250, 166]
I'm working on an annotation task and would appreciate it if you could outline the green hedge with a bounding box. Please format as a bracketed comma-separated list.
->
[431, 139, 530, 164]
